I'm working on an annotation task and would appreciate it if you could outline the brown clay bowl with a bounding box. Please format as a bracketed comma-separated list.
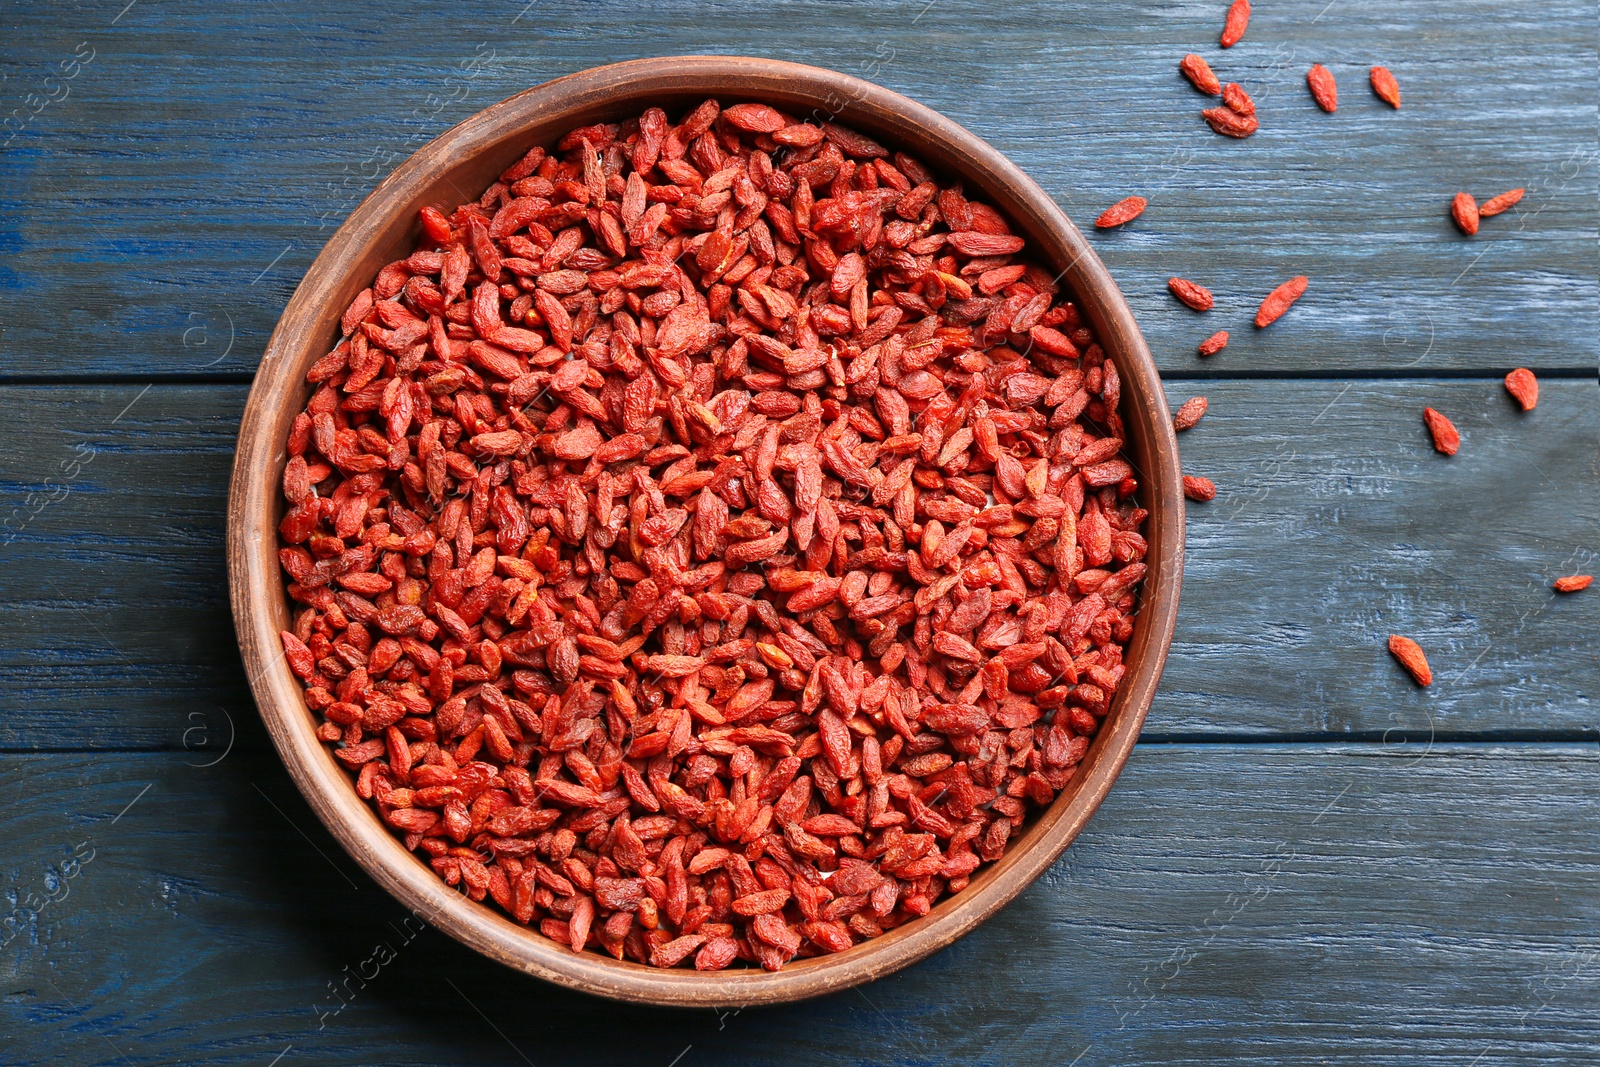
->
[228, 55, 1184, 1007]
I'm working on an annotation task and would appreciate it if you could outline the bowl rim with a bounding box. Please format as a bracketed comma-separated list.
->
[227, 54, 1184, 1008]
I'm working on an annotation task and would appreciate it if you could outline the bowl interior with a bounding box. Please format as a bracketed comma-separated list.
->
[228, 56, 1183, 1007]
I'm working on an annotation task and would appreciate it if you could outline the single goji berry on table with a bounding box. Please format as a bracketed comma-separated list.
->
[1172, 396, 1209, 432]
[1307, 64, 1338, 112]
[1388, 635, 1432, 686]
[1255, 276, 1308, 328]
[1370, 66, 1402, 108]
[1180, 53, 1222, 95]
[1422, 407, 1460, 455]
[1220, 0, 1250, 47]
[1479, 188, 1525, 218]
[1504, 367, 1538, 411]
[1168, 277, 1214, 311]
[1197, 330, 1230, 357]
[1451, 192, 1480, 236]
[1096, 196, 1148, 228]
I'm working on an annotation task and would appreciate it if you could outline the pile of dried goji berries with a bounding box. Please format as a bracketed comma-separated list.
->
[277, 99, 1149, 970]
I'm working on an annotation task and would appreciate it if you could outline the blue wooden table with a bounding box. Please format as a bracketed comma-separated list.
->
[2, 2, 1597, 1063]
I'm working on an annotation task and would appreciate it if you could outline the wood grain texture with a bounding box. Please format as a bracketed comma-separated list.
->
[0, 0, 1594, 1051]
[1161, 376, 1600, 737]
[0, 385, 245, 748]
[0, 0, 1593, 377]
[3, 745, 1598, 1065]
[0, 381, 1591, 748]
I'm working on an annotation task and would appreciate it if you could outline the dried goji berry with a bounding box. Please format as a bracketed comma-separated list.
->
[1370, 66, 1401, 108]
[1180, 53, 1222, 95]
[1504, 368, 1538, 411]
[1197, 330, 1230, 357]
[1168, 277, 1214, 311]
[1388, 635, 1432, 686]
[1422, 407, 1460, 455]
[1255, 276, 1308, 328]
[1221, 0, 1250, 47]
[1222, 82, 1255, 117]
[1451, 192, 1480, 236]
[1182, 474, 1217, 501]
[1202, 106, 1259, 139]
[1307, 64, 1338, 112]
[1480, 188, 1525, 218]
[1172, 396, 1209, 432]
[1096, 196, 1148, 228]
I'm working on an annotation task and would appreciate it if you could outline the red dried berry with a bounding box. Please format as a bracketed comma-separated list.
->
[1202, 106, 1259, 138]
[1553, 575, 1593, 593]
[1096, 196, 1148, 228]
[1168, 277, 1214, 311]
[946, 232, 1026, 255]
[1222, 82, 1256, 117]
[1480, 188, 1525, 218]
[1422, 407, 1460, 455]
[1182, 474, 1217, 501]
[1504, 367, 1538, 411]
[1172, 396, 1209, 432]
[1451, 192, 1480, 236]
[1388, 635, 1432, 686]
[1221, 0, 1250, 47]
[1197, 330, 1230, 357]
[1255, 276, 1308, 328]
[1370, 66, 1401, 108]
[1180, 53, 1222, 95]
[1307, 64, 1338, 112]
[721, 102, 787, 132]
[280, 631, 315, 680]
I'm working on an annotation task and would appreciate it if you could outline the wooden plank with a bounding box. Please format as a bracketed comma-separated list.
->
[2, 744, 1597, 1064]
[0, 380, 1593, 748]
[0, 0, 1593, 378]
[0, 385, 247, 752]
[1161, 375, 1600, 738]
